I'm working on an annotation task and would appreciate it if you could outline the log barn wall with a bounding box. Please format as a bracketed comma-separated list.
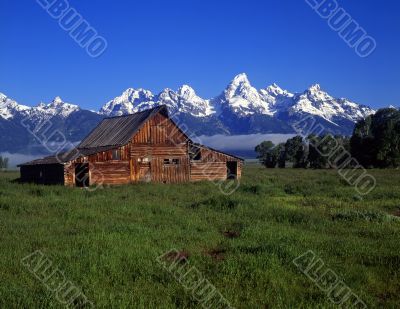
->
[129, 113, 190, 183]
[189, 146, 242, 181]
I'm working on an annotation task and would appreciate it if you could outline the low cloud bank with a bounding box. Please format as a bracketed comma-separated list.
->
[194, 134, 295, 151]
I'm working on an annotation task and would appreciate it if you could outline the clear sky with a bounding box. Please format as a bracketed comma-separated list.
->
[1, 0, 399, 110]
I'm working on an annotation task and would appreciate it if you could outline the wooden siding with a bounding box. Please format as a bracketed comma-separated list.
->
[190, 162, 227, 181]
[189, 146, 242, 181]
[64, 161, 130, 186]
[150, 157, 189, 183]
[131, 113, 188, 145]
[90, 162, 130, 185]
[64, 162, 74, 186]
[129, 114, 190, 183]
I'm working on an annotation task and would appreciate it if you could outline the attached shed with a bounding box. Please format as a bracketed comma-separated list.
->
[19, 106, 243, 186]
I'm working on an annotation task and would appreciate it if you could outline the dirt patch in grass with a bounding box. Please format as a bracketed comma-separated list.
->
[391, 209, 400, 217]
[222, 230, 241, 239]
[205, 247, 227, 261]
[161, 250, 190, 264]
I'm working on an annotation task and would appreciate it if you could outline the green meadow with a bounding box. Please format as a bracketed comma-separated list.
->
[0, 166, 399, 308]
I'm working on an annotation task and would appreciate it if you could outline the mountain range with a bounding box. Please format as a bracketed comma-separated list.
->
[0, 73, 375, 155]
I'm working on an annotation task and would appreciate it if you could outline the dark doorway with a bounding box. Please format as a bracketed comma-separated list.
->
[226, 161, 238, 180]
[75, 163, 89, 187]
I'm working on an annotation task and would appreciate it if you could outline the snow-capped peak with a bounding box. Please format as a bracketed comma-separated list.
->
[100, 84, 216, 118]
[0, 93, 30, 119]
[308, 84, 321, 92]
[231, 73, 250, 85]
[52, 96, 64, 104]
[34, 97, 80, 118]
[219, 74, 274, 116]
[289, 84, 374, 123]
[303, 84, 334, 103]
[99, 88, 155, 116]
[264, 83, 292, 97]
[177, 85, 196, 99]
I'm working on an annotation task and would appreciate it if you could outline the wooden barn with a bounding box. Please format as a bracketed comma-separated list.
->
[18, 106, 243, 186]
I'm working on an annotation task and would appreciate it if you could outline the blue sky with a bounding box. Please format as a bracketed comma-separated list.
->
[0, 0, 399, 110]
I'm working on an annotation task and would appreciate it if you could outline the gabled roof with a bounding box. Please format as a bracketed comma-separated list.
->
[78, 105, 169, 149]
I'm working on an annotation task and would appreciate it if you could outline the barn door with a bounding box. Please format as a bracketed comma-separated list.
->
[75, 163, 89, 187]
[139, 162, 151, 182]
[162, 158, 183, 183]
[226, 161, 238, 180]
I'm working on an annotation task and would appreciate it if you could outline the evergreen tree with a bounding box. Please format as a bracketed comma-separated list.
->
[285, 136, 308, 168]
[351, 108, 400, 168]
[255, 141, 278, 168]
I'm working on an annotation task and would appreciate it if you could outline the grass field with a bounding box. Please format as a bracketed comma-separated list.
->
[1, 166, 399, 308]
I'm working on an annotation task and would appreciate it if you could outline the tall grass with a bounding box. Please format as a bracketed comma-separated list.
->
[0, 166, 399, 308]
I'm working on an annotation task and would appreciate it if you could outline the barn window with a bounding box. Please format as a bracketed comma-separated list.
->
[164, 158, 180, 165]
[112, 149, 121, 160]
[189, 144, 202, 161]
[193, 151, 201, 161]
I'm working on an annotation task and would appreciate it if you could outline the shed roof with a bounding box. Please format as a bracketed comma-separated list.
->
[17, 146, 117, 166]
[191, 143, 244, 161]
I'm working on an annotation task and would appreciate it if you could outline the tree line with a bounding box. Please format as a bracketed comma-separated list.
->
[255, 108, 400, 169]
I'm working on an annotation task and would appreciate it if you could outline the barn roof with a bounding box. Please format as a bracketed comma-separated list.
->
[17, 146, 118, 166]
[78, 105, 169, 149]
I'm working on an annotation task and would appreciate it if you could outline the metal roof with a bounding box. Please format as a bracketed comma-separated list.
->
[17, 146, 118, 166]
[78, 105, 168, 149]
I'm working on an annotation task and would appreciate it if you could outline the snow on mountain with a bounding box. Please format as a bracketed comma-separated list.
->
[99, 88, 155, 116]
[0, 93, 30, 119]
[0, 73, 377, 154]
[216, 73, 273, 116]
[0, 94, 81, 121]
[33, 96, 80, 118]
[100, 85, 215, 117]
[97, 73, 375, 131]
[175, 85, 215, 117]
[288, 84, 374, 124]
[259, 83, 294, 112]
